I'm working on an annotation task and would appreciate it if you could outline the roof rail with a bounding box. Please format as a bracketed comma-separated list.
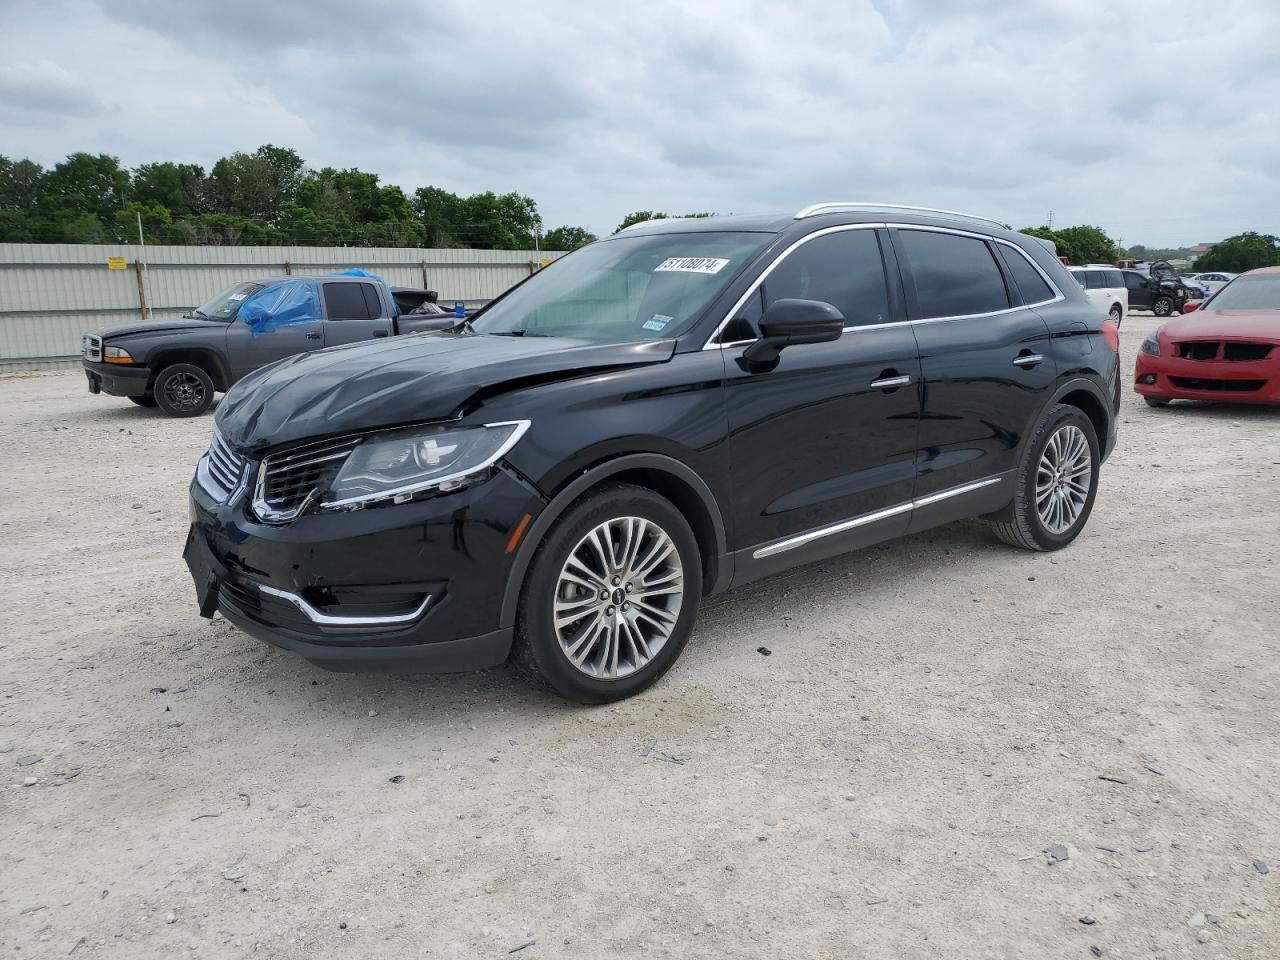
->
[793, 202, 1007, 229]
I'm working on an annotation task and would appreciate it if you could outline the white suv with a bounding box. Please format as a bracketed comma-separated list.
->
[1068, 266, 1128, 327]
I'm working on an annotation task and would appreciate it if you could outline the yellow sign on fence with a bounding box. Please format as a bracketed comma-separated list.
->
[107, 257, 128, 270]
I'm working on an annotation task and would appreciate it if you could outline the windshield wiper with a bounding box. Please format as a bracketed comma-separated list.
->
[453, 318, 475, 335]
[186, 308, 210, 320]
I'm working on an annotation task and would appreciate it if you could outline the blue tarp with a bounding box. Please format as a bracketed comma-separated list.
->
[238, 279, 322, 338]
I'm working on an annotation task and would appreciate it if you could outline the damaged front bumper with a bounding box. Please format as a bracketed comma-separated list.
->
[185, 466, 547, 672]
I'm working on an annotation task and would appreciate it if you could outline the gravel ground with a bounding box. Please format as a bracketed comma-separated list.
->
[2, 313, 1278, 959]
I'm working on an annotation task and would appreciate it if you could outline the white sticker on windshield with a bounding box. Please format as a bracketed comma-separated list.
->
[655, 257, 730, 275]
[228, 293, 248, 301]
[642, 314, 673, 332]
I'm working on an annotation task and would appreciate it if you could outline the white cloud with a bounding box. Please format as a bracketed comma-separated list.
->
[3, 0, 1277, 245]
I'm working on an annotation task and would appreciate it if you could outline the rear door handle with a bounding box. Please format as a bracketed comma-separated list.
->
[1012, 353, 1043, 368]
[305, 332, 322, 340]
[870, 374, 912, 390]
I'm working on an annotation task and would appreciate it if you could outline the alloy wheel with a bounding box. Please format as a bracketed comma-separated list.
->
[163, 372, 207, 411]
[553, 516, 684, 679]
[1036, 424, 1091, 535]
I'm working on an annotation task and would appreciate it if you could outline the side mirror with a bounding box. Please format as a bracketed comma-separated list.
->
[1182, 300, 1204, 313]
[742, 298, 845, 364]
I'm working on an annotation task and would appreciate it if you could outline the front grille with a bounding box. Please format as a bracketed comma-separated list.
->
[253, 436, 361, 522]
[1169, 376, 1266, 392]
[1175, 341, 1275, 362]
[83, 334, 102, 362]
[195, 427, 247, 502]
[219, 578, 262, 615]
[1223, 342, 1273, 362]
[1176, 341, 1220, 361]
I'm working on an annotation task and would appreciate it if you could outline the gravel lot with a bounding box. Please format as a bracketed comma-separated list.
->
[2, 314, 1278, 959]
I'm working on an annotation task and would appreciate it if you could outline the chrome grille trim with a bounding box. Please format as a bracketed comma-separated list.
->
[253, 436, 362, 524]
[195, 427, 248, 504]
[83, 334, 102, 362]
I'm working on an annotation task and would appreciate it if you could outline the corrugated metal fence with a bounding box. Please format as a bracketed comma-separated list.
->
[0, 243, 563, 370]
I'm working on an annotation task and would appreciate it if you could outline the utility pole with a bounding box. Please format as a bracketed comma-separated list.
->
[136, 212, 152, 319]
[1047, 210, 1054, 230]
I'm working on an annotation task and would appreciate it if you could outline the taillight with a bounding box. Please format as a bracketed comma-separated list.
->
[1101, 318, 1120, 352]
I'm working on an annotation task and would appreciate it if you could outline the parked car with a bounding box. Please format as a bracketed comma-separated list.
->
[1185, 272, 1236, 297]
[1068, 266, 1128, 326]
[184, 203, 1120, 703]
[1179, 277, 1208, 299]
[81, 275, 460, 417]
[1134, 266, 1280, 407]
[1121, 267, 1188, 317]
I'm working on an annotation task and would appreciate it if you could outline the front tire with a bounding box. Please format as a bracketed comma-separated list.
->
[1152, 296, 1174, 317]
[514, 483, 702, 703]
[988, 404, 1100, 552]
[153, 363, 215, 418]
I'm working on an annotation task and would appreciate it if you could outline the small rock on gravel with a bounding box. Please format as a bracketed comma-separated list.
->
[1090, 947, 1103, 958]
[1195, 928, 1211, 944]
[22, 777, 38, 787]
[1079, 915, 1096, 925]
[16, 755, 42, 766]
[1045, 845, 1069, 862]
[756, 646, 771, 656]
[1253, 859, 1270, 875]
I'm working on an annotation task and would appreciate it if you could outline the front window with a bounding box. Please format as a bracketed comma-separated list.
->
[191, 281, 267, 321]
[1204, 274, 1280, 312]
[470, 231, 771, 342]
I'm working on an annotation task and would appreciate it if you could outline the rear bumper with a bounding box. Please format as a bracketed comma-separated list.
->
[1134, 352, 1280, 404]
[83, 360, 150, 397]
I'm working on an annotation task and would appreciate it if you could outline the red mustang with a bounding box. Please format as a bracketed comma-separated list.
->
[1134, 266, 1280, 407]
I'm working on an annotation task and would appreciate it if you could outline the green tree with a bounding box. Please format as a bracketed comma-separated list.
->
[1193, 232, 1280, 272]
[1054, 225, 1118, 265]
[39, 153, 130, 226]
[542, 225, 596, 250]
[131, 162, 206, 217]
[114, 201, 173, 243]
[1019, 226, 1074, 262]
[615, 210, 668, 232]
[412, 185, 466, 246]
[0, 156, 46, 211]
[457, 190, 541, 249]
[208, 145, 304, 223]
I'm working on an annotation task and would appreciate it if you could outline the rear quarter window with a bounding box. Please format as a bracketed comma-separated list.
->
[996, 245, 1055, 305]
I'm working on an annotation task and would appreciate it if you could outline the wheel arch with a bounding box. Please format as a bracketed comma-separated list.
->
[1048, 378, 1112, 458]
[148, 348, 231, 392]
[499, 454, 731, 631]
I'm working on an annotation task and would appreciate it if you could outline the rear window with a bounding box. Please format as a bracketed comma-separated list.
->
[323, 282, 380, 321]
[1106, 270, 1124, 288]
[996, 245, 1054, 305]
[899, 230, 1010, 319]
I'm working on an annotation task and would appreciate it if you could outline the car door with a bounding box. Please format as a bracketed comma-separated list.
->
[1124, 271, 1152, 309]
[224, 293, 325, 380]
[720, 226, 922, 578]
[893, 227, 1057, 528]
[321, 281, 394, 347]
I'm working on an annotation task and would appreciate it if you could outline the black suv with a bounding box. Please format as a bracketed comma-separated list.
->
[185, 203, 1120, 703]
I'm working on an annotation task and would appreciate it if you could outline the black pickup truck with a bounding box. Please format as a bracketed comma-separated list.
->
[81, 275, 462, 417]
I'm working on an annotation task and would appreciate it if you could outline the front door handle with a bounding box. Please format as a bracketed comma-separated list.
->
[1012, 353, 1043, 368]
[305, 331, 322, 340]
[372, 331, 389, 338]
[870, 374, 912, 390]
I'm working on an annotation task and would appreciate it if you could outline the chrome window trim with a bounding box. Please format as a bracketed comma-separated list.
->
[702, 222, 1064, 351]
[751, 475, 1005, 559]
[258, 583, 432, 628]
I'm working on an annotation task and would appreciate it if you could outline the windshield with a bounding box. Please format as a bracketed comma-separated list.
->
[1205, 275, 1280, 312]
[192, 281, 267, 321]
[470, 231, 771, 342]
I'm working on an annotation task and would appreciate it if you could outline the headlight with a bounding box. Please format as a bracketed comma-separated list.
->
[323, 420, 530, 509]
[1140, 336, 1160, 356]
[103, 346, 133, 364]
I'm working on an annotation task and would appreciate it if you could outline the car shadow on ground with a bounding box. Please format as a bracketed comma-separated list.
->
[52, 399, 223, 426]
[212, 518, 1006, 716]
[1143, 401, 1280, 419]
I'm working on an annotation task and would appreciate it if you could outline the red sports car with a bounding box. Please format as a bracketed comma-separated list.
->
[1134, 266, 1280, 406]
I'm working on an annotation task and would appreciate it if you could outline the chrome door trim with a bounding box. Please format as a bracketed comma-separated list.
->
[703, 222, 1064, 351]
[258, 584, 432, 628]
[750, 475, 1005, 560]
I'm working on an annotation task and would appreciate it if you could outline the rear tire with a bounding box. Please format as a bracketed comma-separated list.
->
[128, 394, 158, 407]
[513, 483, 702, 704]
[988, 404, 1100, 552]
[153, 363, 215, 418]
[1152, 296, 1174, 317]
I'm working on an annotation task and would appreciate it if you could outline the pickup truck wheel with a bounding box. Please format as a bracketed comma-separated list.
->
[1152, 296, 1174, 317]
[154, 363, 215, 417]
[128, 394, 158, 407]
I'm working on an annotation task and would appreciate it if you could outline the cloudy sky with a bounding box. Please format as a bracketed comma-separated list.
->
[3, 0, 1277, 245]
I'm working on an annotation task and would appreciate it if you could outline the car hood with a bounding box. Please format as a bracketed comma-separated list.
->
[90, 318, 227, 340]
[1159, 309, 1280, 341]
[216, 332, 677, 454]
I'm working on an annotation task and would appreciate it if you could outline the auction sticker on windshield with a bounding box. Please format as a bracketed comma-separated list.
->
[655, 257, 731, 274]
